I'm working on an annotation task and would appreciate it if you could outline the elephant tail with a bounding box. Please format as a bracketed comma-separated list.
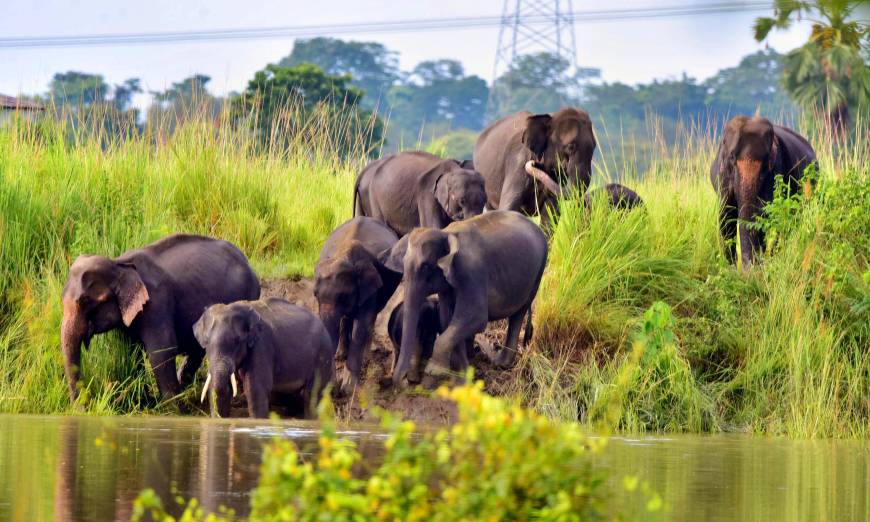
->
[522, 306, 534, 347]
[352, 174, 362, 218]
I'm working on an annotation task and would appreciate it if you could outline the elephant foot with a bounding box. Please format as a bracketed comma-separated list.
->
[491, 347, 517, 370]
[336, 367, 359, 397]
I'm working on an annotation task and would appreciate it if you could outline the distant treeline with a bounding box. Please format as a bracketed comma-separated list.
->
[20, 38, 798, 170]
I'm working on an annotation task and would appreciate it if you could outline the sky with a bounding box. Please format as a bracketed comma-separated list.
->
[0, 0, 813, 110]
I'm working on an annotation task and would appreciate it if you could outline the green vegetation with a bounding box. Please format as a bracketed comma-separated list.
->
[132, 380, 660, 521]
[0, 109, 868, 439]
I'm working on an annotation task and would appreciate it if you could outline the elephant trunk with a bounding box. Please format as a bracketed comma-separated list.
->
[524, 161, 563, 198]
[61, 298, 87, 402]
[319, 306, 342, 354]
[567, 156, 591, 194]
[394, 286, 425, 386]
[736, 158, 764, 270]
[209, 359, 236, 418]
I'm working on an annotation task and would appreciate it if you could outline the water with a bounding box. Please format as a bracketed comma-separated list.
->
[1, 415, 868, 521]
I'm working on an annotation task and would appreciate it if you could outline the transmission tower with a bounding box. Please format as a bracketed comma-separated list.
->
[487, 0, 580, 120]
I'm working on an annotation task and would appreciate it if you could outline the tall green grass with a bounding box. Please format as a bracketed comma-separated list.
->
[0, 108, 359, 414]
[519, 116, 870, 438]
[1, 108, 867, 438]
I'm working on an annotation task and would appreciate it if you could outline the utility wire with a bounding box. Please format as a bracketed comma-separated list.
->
[0, 2, 777, 49]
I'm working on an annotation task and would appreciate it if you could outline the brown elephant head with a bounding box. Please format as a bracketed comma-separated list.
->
[522, 107, 596, 196]
[193, 303, 258, 418]
[61, 255, 149, 402]
[313, 240, 385, 353]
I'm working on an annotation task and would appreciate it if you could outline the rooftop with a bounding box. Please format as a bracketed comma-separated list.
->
[0, 94, 44, 110]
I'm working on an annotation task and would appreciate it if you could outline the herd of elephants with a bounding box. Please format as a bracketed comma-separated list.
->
[59, 108, 817, 419]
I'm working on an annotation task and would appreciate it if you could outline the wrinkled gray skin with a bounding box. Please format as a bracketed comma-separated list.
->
[710, 116, 817, 269]
[193, 298, 333, 419]
[354, 151, 487, 237]
[314, 217, 402, 394]
[583, 183, 644, 210]
[60, 234, 260, 403]
[381, 211, 548, 385]
[473, 108, 596, 228]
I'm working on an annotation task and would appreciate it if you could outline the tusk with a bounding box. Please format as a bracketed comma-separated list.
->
[231, 373, 238, 398]
[200, 373, 211, 404]
[524, 160, 563, 197]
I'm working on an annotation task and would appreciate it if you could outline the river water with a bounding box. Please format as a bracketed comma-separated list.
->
[1, 414, 868, 521]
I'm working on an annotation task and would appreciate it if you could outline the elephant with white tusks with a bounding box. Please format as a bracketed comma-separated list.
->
[194, 298, 333, 419]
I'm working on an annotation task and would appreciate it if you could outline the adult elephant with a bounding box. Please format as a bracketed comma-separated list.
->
[710, 116, 817, 269]
[473, 108, 596, 227]
[354, 151, 487, 236]
[60, 234, 260, 403]
[314, 217, 401, 393]
[380, 211, 548, 384]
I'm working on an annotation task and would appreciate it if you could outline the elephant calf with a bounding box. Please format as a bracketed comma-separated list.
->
[194, 298, 333, 419]
[583, 183, 644, 210]
[386, 297, 441, 384]
[354, 151, 487, 236]
[60, 234, 260, 403]
[314, 216, 402, 393]
[381, 211, 548, 384]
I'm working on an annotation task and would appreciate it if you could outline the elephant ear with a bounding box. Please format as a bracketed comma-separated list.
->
[193, 308, 214, 346]
[240, 307, 263, 350]
[114, 263, 149, 327]
[522, 114, 552, 160]
[769, 134, 779, 172]
[356, 262, 383, 305]
[379, 235, 410, 274]
[436, 234, 461, 287]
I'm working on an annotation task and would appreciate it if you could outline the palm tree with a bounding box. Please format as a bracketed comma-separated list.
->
[754, 0, 869, 135]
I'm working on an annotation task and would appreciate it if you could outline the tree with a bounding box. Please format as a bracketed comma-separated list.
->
[754, 0, 869, 132]
[279, 37, 400, 110]
[147, 75, 221, 133]
[48, 71, 109, 108]
[232, 63, 384, 157]
[703, 49, 796, 117]
[490, 52, 579, 116]
[387, 59, 489, 135]
[112, 78, 142, 112]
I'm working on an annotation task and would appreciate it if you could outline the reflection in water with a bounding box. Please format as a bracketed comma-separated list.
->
[0, 415, 869, 521]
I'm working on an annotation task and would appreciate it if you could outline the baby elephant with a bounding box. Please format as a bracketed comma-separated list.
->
[193, 298, 333, 419]
[583, 183, 644, 210]
[354, 151, 487, 236]
[386, 298, 442, 384]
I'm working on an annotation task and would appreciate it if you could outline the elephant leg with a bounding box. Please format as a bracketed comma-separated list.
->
[449, 338, 470, 373]
[718, 199, 738, 264]
[245, 373, 270, 419]
[493, 308, 528, 369]
[498, 178, 528, 212]
[141, 326, 181, 401]
[176, 348, 203, 390]
[426, 316, 486, 378]
[343, 309, 376, 393]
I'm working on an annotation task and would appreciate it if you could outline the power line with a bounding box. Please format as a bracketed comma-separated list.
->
[0, 2, 776, 49]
